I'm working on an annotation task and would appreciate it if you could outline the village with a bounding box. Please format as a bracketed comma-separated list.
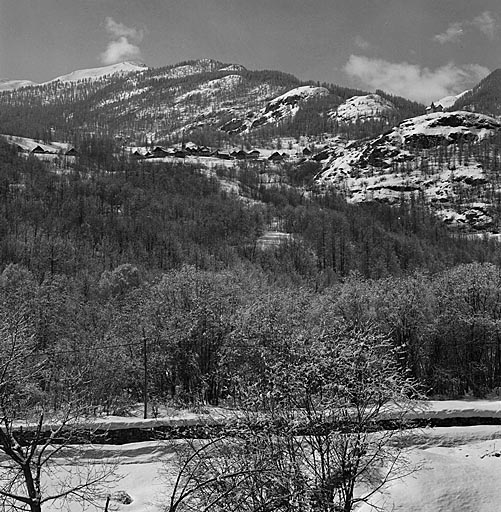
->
[2, 133, 329, 168]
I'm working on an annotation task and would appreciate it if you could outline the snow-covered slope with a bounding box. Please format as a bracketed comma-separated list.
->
[436, 90, 470, 109]
[330, 94, 397, 124]
[316, 111, 501, 232]
[157, 58, 243, 80]
[1, 134, 71, 153]
[221, 85, 329, 133]
[0, 79, 37, 91]
[47, 61, 148, 84]
[31, 401, 501, 512]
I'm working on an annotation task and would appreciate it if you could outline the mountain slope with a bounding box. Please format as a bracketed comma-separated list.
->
[329, 94, 398, 124]
[0, 59, 425, 144]
[0, 79, 37, 92]
[315, 111, 501, 232]
[436, 90, 470, 110]
[452, 69, 501, 115]
[220, 85, 330, 133]
[46, 61, 148, 84]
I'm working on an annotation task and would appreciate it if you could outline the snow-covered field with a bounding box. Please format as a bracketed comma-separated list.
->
[28, 401, 501, 511]
[360, 426, 501, 512]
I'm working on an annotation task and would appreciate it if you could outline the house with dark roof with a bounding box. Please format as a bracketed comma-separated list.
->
[212, 150, 232, 160]
[131, 150, 145, 160]
[198, 146, 212, 157]
[151, 147, 169, 158]
[247, 150, 261, 160]
[234, 150, 248, 160]
[426, 102, 444, 114]
[268, 151, 284, 162]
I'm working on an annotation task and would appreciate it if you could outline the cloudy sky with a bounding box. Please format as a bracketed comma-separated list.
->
[1, 0, 500, 103]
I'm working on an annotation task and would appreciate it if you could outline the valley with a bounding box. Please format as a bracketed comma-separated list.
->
[2, 56, 501, 511]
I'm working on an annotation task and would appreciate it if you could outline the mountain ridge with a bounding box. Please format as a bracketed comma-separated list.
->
[0, 58, 425, 144]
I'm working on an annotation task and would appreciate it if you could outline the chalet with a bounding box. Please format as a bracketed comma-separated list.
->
[302, 147, 312, 157]
[234, 150, 248, 160]
[184, 142, 198, 153]
[131, 150, 145, 160]
[247, 149, 261, 160]
[16, 145, 27, 153]
[31, 145, 46, 154]
[426, 102, 444, 114]
[212, 150, 232, 160]
[65, 148, 78, 156]
[198, 146, 211, 157]
[268, 151, 284, 162]
[174, 150, 187, 158]
[151, 146, 169, 158]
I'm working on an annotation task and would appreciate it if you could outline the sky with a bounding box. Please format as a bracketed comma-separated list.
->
[1, 0, 501, 104]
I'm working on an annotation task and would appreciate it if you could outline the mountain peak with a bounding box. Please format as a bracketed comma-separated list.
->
[46, 61, 148, 84]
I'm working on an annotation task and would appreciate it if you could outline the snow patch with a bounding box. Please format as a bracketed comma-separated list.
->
[47, 61, 148, 84]
[221, 85, 329, 133]
[436, 89, 471, 109]
[330, 94, 397, 124]
[0, 79, 37, 91]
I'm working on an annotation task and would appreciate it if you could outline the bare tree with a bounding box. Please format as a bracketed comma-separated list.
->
[166, 323, 421, 512]
[0, 306, 119, 512]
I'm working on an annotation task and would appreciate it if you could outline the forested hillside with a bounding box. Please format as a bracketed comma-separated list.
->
[1, 137, 501, 418]
[450, 68, 501, 115]
[0, 59, 425, 146]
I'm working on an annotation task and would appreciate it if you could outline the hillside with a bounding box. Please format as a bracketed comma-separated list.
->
[315, 111, 501, 233]
[0, 59, 424, 145]
[452, 68, 501, 115]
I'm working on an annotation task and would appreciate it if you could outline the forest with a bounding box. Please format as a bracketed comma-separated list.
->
[1, 135, 501, 420]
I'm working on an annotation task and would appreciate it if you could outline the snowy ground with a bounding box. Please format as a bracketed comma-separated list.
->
[360, 426, 501, 512]
[26, 401, 501, 511]
[40, 425, 501, 512]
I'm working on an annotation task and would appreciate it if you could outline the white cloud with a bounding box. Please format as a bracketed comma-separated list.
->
[434, 23, 463, 44]
[354, 36, 371, 50]
[104, 17, 144, 41]
[434, 11, 498, 44]
[100, 17, 144, 65]
[344, 55, 489, 104]
[472, 11, 497, 39]
[100, 37, 142, 65]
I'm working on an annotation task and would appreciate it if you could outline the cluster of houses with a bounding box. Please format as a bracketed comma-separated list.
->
[11, 137, 322, 164]
[131, 144, 314, 163]
[17, 144, 78, 157]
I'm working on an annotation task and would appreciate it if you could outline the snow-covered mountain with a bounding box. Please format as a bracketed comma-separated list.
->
[315, 111, 501, 232]
[0, 79, 37, 92]
[435, 90, 470, 110]
[46, 61, 148, 84]
[0, 62, 149, 91]
[451, 69, 501, 116]
[329, 94, 397, 124]
[221, 85, 330, 133]
[0, 58, 423, 145]
[155, 58, 241, 80]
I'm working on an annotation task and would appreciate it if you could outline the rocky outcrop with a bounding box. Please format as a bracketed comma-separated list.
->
[330, 94, 397, 124]
[314, 111, 501, 233]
